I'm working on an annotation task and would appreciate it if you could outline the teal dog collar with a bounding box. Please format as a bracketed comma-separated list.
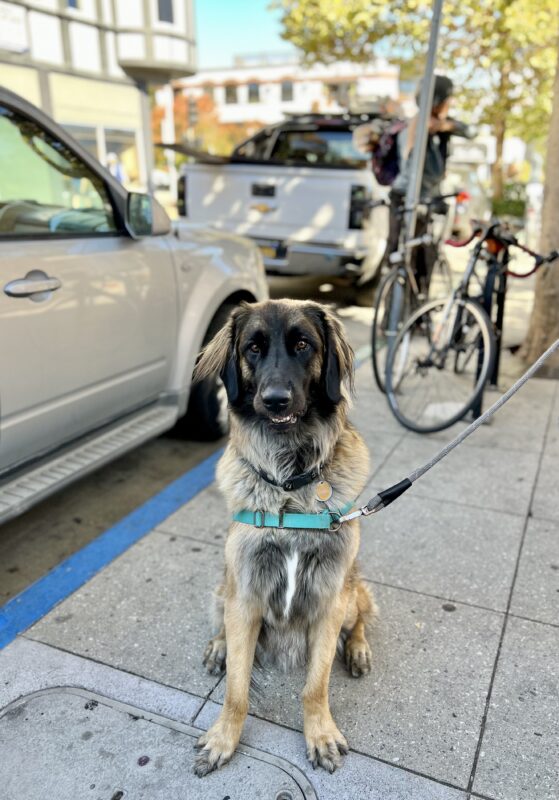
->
[233, 502, 355, 532]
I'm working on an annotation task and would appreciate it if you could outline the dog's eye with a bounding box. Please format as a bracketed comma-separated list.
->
[248, 343, 260, 354]
[295, 340, 309, 352]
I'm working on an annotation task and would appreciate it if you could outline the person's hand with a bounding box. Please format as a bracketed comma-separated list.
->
[429, 116, 455, 134]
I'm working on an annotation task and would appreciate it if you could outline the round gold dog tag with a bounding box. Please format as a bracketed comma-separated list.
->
[316, 480, 333, 502]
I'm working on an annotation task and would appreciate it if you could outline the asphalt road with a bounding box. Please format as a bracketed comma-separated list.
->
[0, 279, 373, 603]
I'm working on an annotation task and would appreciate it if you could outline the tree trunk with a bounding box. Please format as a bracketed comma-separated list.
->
[522, 33, 559, 376]
[492, 116, 506, 201]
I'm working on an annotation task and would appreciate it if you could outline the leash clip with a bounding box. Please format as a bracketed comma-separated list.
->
[328, 513, 342, 532]
[337, 499, 384, 525]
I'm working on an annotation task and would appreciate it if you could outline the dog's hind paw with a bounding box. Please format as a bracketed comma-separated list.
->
[306, 728, 348, 773]
[193, 728, 236, 777]
[344, 637, 372, 678]
[203, 636, 227, 675]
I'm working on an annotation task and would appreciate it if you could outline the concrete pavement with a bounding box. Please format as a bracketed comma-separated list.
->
[1, 349, 557, 800]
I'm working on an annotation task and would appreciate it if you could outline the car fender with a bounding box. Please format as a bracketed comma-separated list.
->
[166, 224, 267, 414]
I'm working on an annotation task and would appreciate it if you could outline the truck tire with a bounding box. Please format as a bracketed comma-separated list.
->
[172, 305, 234, 441]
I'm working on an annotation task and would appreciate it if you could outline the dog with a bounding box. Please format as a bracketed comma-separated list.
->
[192, 299, 374, 777]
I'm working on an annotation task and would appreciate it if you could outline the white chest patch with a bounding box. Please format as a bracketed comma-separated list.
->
[283, 551, 299, 619]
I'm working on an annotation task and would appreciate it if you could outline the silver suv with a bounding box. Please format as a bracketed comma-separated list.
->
[0, 88, 267, 524]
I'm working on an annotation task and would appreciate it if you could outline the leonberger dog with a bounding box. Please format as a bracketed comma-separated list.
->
[193, 299, 374, 777]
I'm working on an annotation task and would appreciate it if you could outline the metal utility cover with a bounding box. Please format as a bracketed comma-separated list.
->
[0, 688, 316, 800]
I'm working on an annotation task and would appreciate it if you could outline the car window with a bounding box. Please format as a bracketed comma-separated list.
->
[234, 131, 272, 160]
[270, 129, 369, 168]
[0, 105, 117, 237]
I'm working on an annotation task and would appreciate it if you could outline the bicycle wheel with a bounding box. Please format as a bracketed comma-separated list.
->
[385, 296, 496, 433]
[371, 268, 411, 393]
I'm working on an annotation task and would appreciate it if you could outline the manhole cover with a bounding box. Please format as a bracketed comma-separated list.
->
[0, 688, 316, 800]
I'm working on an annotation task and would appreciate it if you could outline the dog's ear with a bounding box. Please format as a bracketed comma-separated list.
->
[320, 308, 354, 404]
[194, 308, 243, 404]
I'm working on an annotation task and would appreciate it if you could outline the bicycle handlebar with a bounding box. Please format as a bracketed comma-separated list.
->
[367, 192, 459, 213]
[444, 219, 559, 277]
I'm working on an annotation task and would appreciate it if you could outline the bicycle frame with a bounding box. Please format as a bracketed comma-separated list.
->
[382, 193, 459, 376]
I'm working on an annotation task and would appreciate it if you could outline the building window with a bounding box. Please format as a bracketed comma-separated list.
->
[203, 84, 214, 100]
[248, 83, 260, 103]
[225, 84, 238, 104]
[67, 0, 80, 7]
[158, 0, 174, 23]
[281, 81, 294, 102]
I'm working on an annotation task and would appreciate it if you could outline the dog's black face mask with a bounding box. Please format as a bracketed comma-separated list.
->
[218, 302, 352, 432]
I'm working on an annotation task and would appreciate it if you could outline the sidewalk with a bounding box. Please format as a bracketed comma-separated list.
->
[1, 356, 558, 799]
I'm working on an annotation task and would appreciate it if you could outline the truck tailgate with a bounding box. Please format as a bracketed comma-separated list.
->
[184, 163, 371, 245]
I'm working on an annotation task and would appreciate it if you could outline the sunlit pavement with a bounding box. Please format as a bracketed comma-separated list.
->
[1, 250, 557, 800]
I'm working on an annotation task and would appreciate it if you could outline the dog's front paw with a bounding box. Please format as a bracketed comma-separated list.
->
[203, 635, 227, 675]
[193, 724, 237, 777]
[306, 724, 348, 773]
[344, 636, 372, 677]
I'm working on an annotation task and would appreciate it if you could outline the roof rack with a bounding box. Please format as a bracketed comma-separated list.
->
[284, 112, 380, 124]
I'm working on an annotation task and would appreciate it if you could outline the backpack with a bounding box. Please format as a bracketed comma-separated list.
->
[371, 119, 407, 186]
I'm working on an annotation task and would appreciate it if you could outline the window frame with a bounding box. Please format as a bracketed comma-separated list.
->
[157, 0, 174, 24]
[224, 84, 238, 104]
[0, 94, 129, 242]
[247, 82, 260, 104]
[281, 81, 294, 103]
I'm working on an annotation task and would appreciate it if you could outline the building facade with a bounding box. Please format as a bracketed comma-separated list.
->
[0, 0, 196, 187]
[174, 55, 401, 127]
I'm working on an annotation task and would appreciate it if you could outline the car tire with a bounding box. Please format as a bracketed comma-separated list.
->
[349, 273, 380, 307]
[172, 305, 234, 442]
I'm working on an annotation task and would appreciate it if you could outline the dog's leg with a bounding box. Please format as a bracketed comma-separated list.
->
[203, 582, 227, 675]
[203, 625, 227, 675]
[344, 580, 374, 678]
[303, 595, 349, 772]
[194, 595, 260, 777]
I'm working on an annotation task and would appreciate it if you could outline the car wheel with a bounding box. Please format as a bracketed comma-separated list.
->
[349, 273, 380, 307]
[172, 305, 234, 442]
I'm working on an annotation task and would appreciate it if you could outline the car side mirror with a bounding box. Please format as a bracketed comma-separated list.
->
[126, 192, 171, 238]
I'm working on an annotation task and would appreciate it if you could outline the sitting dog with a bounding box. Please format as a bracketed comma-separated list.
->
[193, 299, 374, 776]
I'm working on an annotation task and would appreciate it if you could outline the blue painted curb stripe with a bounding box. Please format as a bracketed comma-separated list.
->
[0, 447, 224, 649]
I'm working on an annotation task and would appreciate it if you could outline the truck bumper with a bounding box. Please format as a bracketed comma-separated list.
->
[254, 238, 368, 277]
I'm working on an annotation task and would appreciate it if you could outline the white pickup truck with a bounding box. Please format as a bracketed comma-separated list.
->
[175, 114, 389, 298]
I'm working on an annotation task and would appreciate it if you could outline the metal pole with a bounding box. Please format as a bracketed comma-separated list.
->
[381, 0, 444, 386]
[402, 0, 445, 264]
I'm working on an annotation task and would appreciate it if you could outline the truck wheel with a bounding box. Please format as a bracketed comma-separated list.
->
[349, 274, 379, 307]
[172, 305, 234, 441]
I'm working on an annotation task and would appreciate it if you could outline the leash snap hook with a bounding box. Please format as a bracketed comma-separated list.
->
[328, 513, 342, 532]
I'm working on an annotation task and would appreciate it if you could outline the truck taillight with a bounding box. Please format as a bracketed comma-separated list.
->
[177, 174, 187, 217]
[348, 184, 372, 229]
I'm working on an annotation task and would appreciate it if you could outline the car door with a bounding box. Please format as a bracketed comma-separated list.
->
[0, 99, 176, 474]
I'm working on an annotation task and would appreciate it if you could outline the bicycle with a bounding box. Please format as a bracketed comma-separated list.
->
[384, 220, 559, 433]
[371, 192, 459, 393]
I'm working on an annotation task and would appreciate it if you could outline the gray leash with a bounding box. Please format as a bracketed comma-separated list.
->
[339, 338, 559, 524]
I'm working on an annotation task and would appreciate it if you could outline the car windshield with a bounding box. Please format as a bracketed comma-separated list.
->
[270, 128, 368, 169]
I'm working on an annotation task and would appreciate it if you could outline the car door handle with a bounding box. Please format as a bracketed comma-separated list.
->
[4, 270, 62, 299]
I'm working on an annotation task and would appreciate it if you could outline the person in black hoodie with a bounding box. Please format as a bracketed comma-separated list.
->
[389, 74, 474, 294]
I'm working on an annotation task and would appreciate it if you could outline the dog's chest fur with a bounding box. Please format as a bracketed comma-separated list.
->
[237, 525, 351, 624]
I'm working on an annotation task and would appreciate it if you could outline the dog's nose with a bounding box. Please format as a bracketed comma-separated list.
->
[261, 386, 292, 412]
